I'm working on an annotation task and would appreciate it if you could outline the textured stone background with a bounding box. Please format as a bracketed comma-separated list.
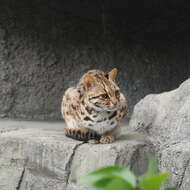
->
[0, 0, 190, 120]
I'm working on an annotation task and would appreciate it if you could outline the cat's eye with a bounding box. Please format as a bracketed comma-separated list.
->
[100, 93, 109, 99]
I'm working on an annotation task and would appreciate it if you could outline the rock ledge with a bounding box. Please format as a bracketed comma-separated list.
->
[0, 128, 154, 190]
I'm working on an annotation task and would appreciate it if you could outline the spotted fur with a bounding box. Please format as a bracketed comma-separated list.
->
[64, 128, 100, 141]
[61, 68, 127, 143]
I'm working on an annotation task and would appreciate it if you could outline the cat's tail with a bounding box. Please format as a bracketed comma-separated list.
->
[64, 127, 100, 142]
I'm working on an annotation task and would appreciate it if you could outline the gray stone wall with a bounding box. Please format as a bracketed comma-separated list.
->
[0, 0, 190, 120]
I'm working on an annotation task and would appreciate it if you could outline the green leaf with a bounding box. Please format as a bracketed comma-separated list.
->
[116, 168, 136, 187]
[90, 178, 113, 190]
[139, 173, 169, 190]
[165, 187, 181, 190]
[80, 166, 136, 188]
[140, 156, 157, 179]
[90, 166, 124, 175]
[80, 166, 123, 185]
[105, 178, 135, 190]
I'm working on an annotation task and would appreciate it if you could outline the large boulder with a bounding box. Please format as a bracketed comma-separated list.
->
[0, 127, 154, 190]
[129, 78, 190, 189]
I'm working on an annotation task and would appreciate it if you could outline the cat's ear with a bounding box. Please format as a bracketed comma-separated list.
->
[83, 75, 96, 91]
[108, 68, 118, 81]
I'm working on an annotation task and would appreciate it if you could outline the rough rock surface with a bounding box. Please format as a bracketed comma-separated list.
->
[0, 127, 154, 190]
[129, 78, 190, 189]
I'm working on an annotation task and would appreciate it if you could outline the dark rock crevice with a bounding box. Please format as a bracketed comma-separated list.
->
[65, 142, 85, 189]
[16, 168, 25, 190]
[179, 158, 190, 188]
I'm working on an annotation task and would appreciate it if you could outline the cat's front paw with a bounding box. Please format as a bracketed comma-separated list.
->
[100, 135, 115, 144]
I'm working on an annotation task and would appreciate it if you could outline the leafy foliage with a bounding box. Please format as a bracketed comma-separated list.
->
[80, 157, 181, 190]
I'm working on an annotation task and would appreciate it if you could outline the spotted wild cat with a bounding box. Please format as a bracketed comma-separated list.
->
[61, 68, 127, 144]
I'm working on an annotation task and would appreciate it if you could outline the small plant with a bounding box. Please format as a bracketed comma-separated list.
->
[80, 157, 180, 190]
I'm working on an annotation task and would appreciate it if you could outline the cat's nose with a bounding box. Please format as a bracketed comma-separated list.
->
[111, 98, 118, 105]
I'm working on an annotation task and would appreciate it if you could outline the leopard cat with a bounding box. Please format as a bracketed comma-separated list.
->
[61, 68, 127, 144]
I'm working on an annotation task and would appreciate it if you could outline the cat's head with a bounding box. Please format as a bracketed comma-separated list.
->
[82, 68, 121, 112]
